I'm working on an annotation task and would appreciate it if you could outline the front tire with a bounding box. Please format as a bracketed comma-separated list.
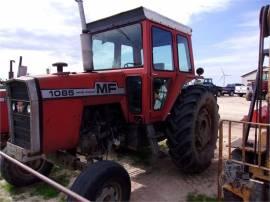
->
[0, 157, 53, 187]
[69, 160, 131, 202]
[166, 85, 219, 173]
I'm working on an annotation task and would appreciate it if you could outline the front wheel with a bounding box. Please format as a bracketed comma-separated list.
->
[166, 85, 219, 173]
[0, 157, 53, 187]
[69, 160, 131, 202]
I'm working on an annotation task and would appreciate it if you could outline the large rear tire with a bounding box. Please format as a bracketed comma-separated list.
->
[0, 157, 53, 187]
[166, 85, 219, 173]
[69, 160, 131, 202]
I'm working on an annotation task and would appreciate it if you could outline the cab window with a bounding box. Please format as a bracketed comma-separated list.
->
[152, 27, 174, 71]
[177, 35, 192, 72]
[92, 23, 143, 70]
[153, 78, 170, 110]
[121, 45, 133, 67]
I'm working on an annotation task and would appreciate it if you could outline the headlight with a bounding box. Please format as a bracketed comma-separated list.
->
[12, 102, 16, 111]
[12, 101, 30, 113]
[27, 104, 31, 113]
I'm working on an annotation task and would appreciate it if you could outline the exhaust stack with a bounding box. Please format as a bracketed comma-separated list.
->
[9, 60, 15, 79]
[75, 0, 93, 71]
[75, 0, 87, 33]
[17, 56, 28, 77]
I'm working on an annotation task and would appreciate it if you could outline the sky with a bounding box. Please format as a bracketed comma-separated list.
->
[0, 0, 269, 86]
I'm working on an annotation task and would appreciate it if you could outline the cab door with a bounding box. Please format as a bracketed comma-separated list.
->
[149, 23, 177, 122]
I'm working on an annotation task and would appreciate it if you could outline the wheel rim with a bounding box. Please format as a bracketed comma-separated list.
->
[96, 182, 122, 202]
[195, 107, 212, 151]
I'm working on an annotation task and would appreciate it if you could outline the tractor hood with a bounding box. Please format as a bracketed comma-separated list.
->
[5, 71, 129, 154]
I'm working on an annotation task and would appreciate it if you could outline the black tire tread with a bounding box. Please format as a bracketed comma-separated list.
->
[69, 160, 131, 202]
[0, 157, 53, 187]
[166, 85, 219, 174]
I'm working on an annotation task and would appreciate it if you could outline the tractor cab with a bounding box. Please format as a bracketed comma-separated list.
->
[84, 7, 193, 72]
[80, 7, 195, 121]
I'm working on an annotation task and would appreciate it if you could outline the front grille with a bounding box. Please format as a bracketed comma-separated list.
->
[8, 81, 31, 149]
[13, 113, 31, 149]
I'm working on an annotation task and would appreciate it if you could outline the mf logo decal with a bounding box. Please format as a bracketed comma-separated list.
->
[41, 82, 125, 99]
[96, 82, 123, 95]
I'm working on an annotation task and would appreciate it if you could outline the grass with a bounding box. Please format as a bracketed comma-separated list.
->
[1, 183, 19, 195]
[31, 184, 59, 199]
[129, 148, 153, 166]
[116, 140, 169, 166]
[30, 167, 70, 199]
[187, 192, 218, 202]
[116, 147, 152, 166]
[1, 165, 71, 200]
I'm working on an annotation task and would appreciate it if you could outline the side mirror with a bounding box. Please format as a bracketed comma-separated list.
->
[196, 67, 204, 76]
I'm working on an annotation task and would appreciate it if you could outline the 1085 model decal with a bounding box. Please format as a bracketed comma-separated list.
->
[48, 89, 75, 97]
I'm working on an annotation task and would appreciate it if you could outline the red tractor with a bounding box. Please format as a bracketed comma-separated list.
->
[0, 1, 219, 201]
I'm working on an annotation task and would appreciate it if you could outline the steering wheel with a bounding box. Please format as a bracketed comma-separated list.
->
[123, 62, 141, 68]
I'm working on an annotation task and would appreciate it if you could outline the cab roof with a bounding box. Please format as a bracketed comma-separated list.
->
[87, 7, 192, 35]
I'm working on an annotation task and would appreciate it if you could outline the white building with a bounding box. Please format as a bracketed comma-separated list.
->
[241, 66, 269, 86]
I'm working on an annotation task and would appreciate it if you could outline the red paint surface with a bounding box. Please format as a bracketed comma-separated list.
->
[252, 105, 269, 124]
[35, 20, 195, 153]
[242, 105, 269, 124]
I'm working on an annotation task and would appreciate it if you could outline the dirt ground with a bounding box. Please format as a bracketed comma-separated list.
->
[0, 96, 253, 202]
[129, 96, 251, 202]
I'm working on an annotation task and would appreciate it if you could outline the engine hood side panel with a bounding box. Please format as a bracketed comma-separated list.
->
[36, 72, 128, 153]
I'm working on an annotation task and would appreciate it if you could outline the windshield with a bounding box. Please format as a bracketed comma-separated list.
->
[92, 23, 143, 70]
